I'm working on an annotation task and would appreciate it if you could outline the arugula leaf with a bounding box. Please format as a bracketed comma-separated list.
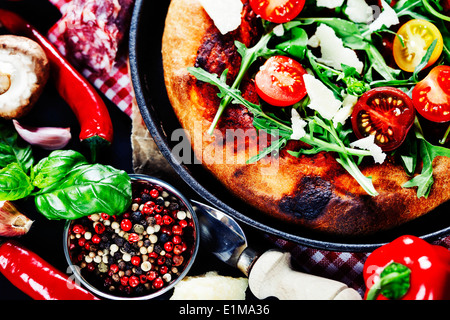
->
[398, 133, 418, 176]
[0, 121, 34, 173]
[275, 27, 308, 60]
[403, 123, 450, 198]
[0, 162, 34, 201]
[393, 0, 431, 20]
[248, 137, 288, 163]
[35, 163, 132, 220]
[364, 43, 401, 81]
[422, 0, 450, 21]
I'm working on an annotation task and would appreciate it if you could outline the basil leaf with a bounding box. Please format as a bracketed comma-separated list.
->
[0, 162, 34, 201]
[32, 150, 88, 192]
[35, 164, 132, 220]
[0, 121, 34, 173]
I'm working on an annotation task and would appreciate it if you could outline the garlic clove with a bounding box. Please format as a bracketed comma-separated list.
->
[0, 200, 33, 237]
[13, 119, 72, 150]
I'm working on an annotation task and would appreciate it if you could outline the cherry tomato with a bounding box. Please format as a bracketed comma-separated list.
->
[412, 65, 450, 123]
[393, 19, 444, 72]
[254, 55, 307, 107]
[351, 87, 415, 151]
[249, 0, 305, 24]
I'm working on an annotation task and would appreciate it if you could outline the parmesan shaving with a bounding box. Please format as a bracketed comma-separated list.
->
[303, 73, 342, 120]
[290, 108, 307, 140]
[309, 24, 364, 74]
[350, 135, 386, 164]
[368, 0, 399, 33]
[345, 0, 374, 24]
[199, 0, 243, 35]
[317, 0, 345, 8]
[333, 94, 358, 127]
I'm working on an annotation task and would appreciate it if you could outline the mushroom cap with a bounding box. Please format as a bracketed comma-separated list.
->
[0, 35, 50, 119]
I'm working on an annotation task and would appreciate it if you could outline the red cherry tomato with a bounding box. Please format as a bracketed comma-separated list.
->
[249, 0, 305, 23]
[351, 87, 415, 151]
[412, 65, 450, 123]
[254, 55, 307, 107]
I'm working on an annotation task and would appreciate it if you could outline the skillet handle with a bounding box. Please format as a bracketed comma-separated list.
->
[248, 250, 362, 300]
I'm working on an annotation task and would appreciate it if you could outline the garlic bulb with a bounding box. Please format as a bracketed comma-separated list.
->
[13, 119, 71, 150]
[0, 200, 33, 237]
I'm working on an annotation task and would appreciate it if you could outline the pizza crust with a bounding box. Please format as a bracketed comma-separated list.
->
[162, 0, 450, 236]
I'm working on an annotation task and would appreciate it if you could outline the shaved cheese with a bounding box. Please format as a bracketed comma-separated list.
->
[317, 0, 345, 8]
[273, 24, 284, 37]
[333, 94, 358, 127]
[290, 108, 307, 140]
[368, 0, 399, 33]
[199, 0, 243, 35]
[350, 135, 386, 164]
[345, 0, 374, 23]
[303, 74, 342, 120]
[309, 24, 364, 73]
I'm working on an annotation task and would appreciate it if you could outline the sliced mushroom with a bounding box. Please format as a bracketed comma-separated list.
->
[0, 35, 49, 119]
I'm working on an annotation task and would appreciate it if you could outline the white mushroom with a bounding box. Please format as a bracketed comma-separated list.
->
[0, 35, 49, 119]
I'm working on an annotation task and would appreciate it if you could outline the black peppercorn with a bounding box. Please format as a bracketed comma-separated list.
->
[159, 233, 170, 243]
[114, 237, 124, 246]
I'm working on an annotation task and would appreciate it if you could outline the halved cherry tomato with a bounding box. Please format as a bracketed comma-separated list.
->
[254, 55, 307, 107]
[393, 19, 443, 73]
[249, 0, 305, 24]
[351, 87, 415, 151]
[412, 65, 450, 123]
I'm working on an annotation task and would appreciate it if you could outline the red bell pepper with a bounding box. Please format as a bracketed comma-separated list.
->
[0, 9, 113, 161]
[0, 240, 99, 300]
[363, 235, 450, 300]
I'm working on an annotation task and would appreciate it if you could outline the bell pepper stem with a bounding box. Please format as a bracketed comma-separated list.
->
[366, 268, 411, 300]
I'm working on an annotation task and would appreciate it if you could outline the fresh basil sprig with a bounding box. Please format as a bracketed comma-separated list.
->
[0, 148, 132, 220]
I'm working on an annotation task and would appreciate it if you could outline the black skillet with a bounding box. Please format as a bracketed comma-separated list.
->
[128, 0, 450, 252]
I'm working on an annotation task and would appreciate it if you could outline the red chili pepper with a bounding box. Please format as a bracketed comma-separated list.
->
[0, 240, 99, 300]
[363, 235, 450, 300]
[0, 9, 113, 161]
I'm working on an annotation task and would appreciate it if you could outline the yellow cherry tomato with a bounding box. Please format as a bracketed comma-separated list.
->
[393, 19, 443, 72]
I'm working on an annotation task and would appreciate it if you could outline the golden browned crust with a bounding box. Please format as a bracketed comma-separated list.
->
[162, 0, 450, 236]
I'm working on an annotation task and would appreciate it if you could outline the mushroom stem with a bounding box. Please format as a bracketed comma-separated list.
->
[0, 72, 11, 95]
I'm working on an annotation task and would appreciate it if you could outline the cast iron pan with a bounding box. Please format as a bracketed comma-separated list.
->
[128, 0, 450, 252]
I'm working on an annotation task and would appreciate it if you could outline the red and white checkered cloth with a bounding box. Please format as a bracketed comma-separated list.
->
[45, 0, 450, 299]
[47, 0, 134, 117]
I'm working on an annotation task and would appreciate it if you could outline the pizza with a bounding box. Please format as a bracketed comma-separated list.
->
[161, 0, 450, 236]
